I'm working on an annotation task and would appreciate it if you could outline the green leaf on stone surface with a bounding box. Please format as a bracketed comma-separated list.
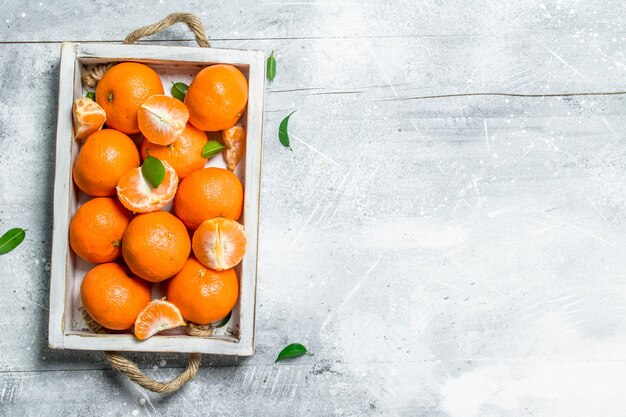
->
[278, 110, 296, 150]
[202, 140, 225, 158]
[275, 343, 311, 363]
[141, 151, 165, 188]
[171, 82, 189, 102]
[267, 51, 276, 82]
[85, 92, 96, 101]
[0, 228, 26, 255]
[215, 311, 231, 328]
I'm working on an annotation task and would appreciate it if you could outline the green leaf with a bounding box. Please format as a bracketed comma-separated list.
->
[267, 51, 276, 82]
[215, 311, 231, 328]
[171, 82, 189, 102]
[85, 92, 96, 101]
[278, 111, 296, 150]
[275, 343, 310, 363]
[0, 228, 26, 255]
[202, 140, 225, 158]
[141, 151, 165, 188]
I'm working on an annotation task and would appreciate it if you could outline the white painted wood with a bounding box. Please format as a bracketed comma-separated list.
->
[49, 42, 265, 355]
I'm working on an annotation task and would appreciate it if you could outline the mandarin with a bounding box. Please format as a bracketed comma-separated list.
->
[72, 129, 140, 196]
[185, 64, 248, 131]
[166, 257, 239, 324]
[138, 94, 189, 145]
[72, 97, 106, 140]
[134, 299, 186, 340]
[192, 218, 247, 271]
[81, 262, 151, 330]
[140, 123, 208, 179]
[69, 197, 132, 263]
[96, 62, 164, 134]
[116, 160, 178, 213]
[122, 211, 190, 282]
[173, 167, 243, 230]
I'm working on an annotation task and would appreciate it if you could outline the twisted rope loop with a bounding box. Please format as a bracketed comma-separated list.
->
[82, 13, 210, 88]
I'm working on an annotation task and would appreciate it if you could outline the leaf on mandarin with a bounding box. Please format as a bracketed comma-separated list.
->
[215, 311, 231, 328]
[86, 91, 96, 101]
[202, 140, 225, 158]
[171, 82, 189, 102]
[0, 228, 26, 255]
[141, 151, 165, 188]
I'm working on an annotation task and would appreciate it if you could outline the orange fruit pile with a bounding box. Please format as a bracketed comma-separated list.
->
[70, 61, 251, 339]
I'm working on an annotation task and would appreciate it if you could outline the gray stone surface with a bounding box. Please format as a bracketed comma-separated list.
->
[2, 1, 626, 416]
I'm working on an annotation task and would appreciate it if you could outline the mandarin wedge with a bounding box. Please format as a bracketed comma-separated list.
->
[116, 160, 178, 213]
[140, 123, 208, 179]
[73, 129, 140, 196]
[122, 211, 190, 282]
[96, 62, 164, 134]
[69, 197, 132, 263]
[166, 257, 239, 324]
[192, 218, 247, 271]
[134, 299, 186, 340]
[138, 95, 189, 145]
[222, 125, 246, 171]
[185, 64, 248, 131]
[173, 167, 243, 230]
[72, 97, 106, 140]
[81, 263, 151, 330]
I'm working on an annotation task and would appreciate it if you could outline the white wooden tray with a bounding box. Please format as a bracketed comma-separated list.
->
[49, 43, 265, 355]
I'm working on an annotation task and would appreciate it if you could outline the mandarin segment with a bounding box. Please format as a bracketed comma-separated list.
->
[96, 62, 164, 134]
[173, 167, 244, 230]
[192, 218, 247, 271]
[116, 160, 178, 213]
[122, 211, 191, 282]
[69, 197, 133, 263]
[166, 257, 239, 324]
[185, 64, 248, 131]
[140, 123, 208, 179]
[222, 125, 246, 171]
[72, 97, 106, 140]
[138, 95, 189, 145]
[134, 299, 186, 340]
[81, 263, 151, 330]
[72, 129, 140, 196]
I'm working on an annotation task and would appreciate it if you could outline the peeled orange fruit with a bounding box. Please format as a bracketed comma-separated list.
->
[116, 160, 178, 213]
[192, 218, 247, 271]
[138, 95, 189, 145]
[222, 125, 246, 171]
[72, 97, 106, 140]
[134, 299, 186, 340]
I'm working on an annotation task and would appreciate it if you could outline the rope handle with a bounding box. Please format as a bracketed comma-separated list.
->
[82, 308, 213, 394]
[79, 14, 213, 393]
[82, 13, 210, 88]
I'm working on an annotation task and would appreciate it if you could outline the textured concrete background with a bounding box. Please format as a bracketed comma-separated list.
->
[2, 1, 626, 416]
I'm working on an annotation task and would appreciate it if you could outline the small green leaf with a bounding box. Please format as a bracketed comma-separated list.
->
[85, 92, 96, 101]
[141, 151, 165, 188]
[171, 82, 189, 102]
[278, 110, 296, 150]
[0, 228, 26, 255]
[275, 343, 310, 363]
[267, 51, 276, 82]
[202, 140, 225, 158]
[215, 311, 231, 328]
